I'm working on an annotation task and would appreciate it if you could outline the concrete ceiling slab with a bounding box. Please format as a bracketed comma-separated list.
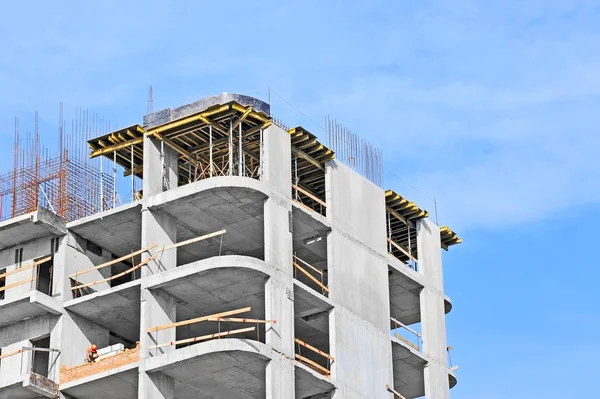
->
[146, 339, 270, 399]
[0, 383, 39, 399]
[149, 183, 268, 266]
[292, 206, 330, 269]
[294, 363, 335, 399]
[0, 209, 66, 250]
[64, 281, 140, 342]
[67, 203, 142, 257]
[0, 291, 62, 328]
[61, 364, 138, 399]
[388, 265, 452, 326]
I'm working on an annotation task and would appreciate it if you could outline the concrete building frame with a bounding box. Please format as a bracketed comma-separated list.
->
[0, 93, 460, 399]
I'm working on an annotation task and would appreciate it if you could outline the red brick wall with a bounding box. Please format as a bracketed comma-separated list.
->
[60, 343, 139, 384]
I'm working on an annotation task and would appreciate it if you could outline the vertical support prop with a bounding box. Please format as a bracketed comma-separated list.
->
[228, 118, 233, 176]
[209, 124, 214, 178]
[238, 119, 243, 177]
[259, 128, 263, 179]
[113, 151, 117, 208]
[130, 144, 134, 201]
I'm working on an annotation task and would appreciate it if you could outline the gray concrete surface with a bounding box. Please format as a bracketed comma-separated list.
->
[60, 363, 138, 399]
[0, 208, 66, 250]
[144, 93, 270, 128]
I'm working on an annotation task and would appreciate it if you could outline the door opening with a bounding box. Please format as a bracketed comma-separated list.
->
[36, 257, 53, 296]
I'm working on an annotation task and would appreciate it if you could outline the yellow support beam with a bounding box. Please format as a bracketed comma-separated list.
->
[90, 136, 144, 159]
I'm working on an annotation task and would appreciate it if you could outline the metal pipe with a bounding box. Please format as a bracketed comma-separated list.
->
[259, 129, 263, 179]
[209, 124, 213, 178]
[238, 119, 243, 177]
[130, 144, 134, 201]
[113, 152, 117, 208]
[228, 118, 233, 176]
[100, 157, 103, 212]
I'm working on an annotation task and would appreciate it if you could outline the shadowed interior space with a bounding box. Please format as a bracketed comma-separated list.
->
[149, 346, 268, 399]
[293, 283, 332, 377]
[292, 207, 330, 297]
[150, 184, 267, 266]
[147, 266, 269, 354]
[65, 282, 141, 347]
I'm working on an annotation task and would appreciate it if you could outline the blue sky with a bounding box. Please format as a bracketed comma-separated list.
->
[1, 1, 599, 397]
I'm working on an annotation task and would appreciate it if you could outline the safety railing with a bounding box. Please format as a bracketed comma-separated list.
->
[387, 238, 418, 272]
[146, 306, 275, 355]
[292, 184, 327, 217]
[293, 255, 328, 297]
[69, 229, 226, 297]
[295, 337, 334, 377]
[390, 317, 422, 352]
[0, 256, 52, 298]
[0, 345, 61, 394]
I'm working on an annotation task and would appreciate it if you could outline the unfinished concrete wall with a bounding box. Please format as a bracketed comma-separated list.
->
[0, 235, 57, 299]
[326, 160, 393, 398]
[0, 340, 31, 387]
[57, 312, 109, 369]
[61, 233, 113, 299]
[326, 160, 387, 253]
[141, 209, 177, 276]
[418, 218, 450, 399]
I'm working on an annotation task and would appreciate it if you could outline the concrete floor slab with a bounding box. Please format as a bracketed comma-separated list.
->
[67, 203, 142, 258]
[146, 339, 270, 399]
[64, 281, 140, 342]
[449, 369, 457, 389]
[294, 363, 335, 399]
[0, 209, 66, 250]
[60, 363, 138, 399]
[391, 337, 427, 399]
[0, 291, 62, 328]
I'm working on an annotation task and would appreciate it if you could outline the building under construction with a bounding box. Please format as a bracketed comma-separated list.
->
[0, 93, 461, 399]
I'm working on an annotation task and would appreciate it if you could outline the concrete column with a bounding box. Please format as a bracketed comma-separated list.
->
[143, 135, 178, 197]
[138, 288, 176, 398]
[262, 124, 295, 397]
[417, 218, 450, 399]
[139, 372, 175, 399]
[141, 208, 177, 276]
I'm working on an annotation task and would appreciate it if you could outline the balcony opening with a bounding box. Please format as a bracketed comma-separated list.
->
[146, 267, 269, 357]
[31, 336, 50, 377]
[69, 230, 143, 299]
[292, 208, 330, 298]
[385, 190, 429, 271]
[289, 127, 334, 218]
[294, 284, 333, 378]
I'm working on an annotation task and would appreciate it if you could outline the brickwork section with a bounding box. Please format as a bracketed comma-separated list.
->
[59, 343, 139, 384]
